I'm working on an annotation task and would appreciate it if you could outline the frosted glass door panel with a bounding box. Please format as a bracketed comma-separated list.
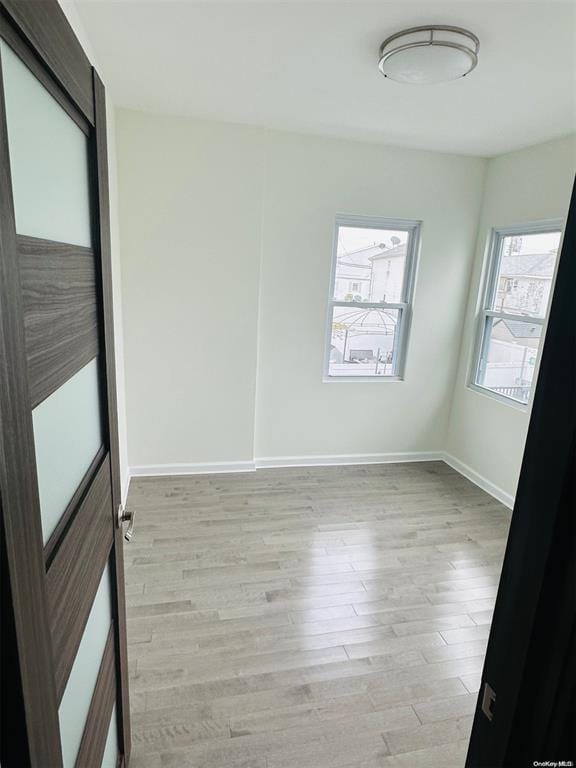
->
[59, 565, 113, 768]
[0, 40, 92, 246]
[101, 705, 118, 768]
[33, 358, 103, 543]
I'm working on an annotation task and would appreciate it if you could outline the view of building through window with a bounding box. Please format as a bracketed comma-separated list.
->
[327, 223, 415, 377]
[476, 229, 561, 403]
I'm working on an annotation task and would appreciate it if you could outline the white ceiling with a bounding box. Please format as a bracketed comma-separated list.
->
[74, 0, 576, 156]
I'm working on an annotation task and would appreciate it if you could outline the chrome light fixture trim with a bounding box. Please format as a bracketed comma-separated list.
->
[378, 25, 480, 83]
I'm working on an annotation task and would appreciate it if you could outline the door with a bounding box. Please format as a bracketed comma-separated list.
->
[0, 3, 131, 766]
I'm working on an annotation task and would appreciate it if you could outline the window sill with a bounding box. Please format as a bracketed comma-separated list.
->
[322, 375, 404, 384]
[467, 382, 530, 412]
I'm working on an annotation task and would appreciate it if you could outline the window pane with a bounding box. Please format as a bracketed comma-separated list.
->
[333, 226, 409, 303]
[32, 358, 103, 543]
[101, 705, 118, 768]
[0, 40, 92, 247]
[478, 317, 542, 403]
[59, 564, 112, 768]
[492, 231, 561, 317]
[328, 306, 400, 377]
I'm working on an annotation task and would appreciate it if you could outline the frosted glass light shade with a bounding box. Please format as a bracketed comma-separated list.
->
[379, 26, 479, 84]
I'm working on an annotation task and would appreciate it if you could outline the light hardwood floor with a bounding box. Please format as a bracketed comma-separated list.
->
[124, 462, 511, 768]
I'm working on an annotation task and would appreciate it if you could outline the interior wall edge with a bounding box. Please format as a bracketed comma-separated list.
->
[251, 127, 272, 465]
[441, 158, 491, 443]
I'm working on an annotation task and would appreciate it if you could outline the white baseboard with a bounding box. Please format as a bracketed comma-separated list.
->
[255, 451, 444, 469]
[129, 461, 256, 478]
[442, 453, 514, 509]
[126, 452, 513, 510]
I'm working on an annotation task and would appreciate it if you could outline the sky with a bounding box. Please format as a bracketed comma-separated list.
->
[337, 226, 562, 259]
[503, 231, 561, 255]
[337, 226, 407, 257]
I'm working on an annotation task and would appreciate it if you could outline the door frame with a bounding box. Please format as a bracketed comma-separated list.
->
[0, 1, 130, 765]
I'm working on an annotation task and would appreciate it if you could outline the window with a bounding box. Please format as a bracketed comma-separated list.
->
[472, 223, 562, 405]
[324, 215, 421, 380]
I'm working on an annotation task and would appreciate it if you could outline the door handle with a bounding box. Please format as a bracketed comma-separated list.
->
[117, 505, 136, 542]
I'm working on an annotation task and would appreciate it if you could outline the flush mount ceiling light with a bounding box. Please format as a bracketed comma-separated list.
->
[378, 25, 480, 84]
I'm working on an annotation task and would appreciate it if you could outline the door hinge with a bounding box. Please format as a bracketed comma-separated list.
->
[481, 682, 496, 722]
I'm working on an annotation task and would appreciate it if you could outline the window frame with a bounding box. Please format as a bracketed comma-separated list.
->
[323, 214, 421, 383]
[469, 219, 564, 409]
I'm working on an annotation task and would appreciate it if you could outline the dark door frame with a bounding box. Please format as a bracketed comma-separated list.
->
[0, 1, 130, 765]
[466, 179, 576, 767]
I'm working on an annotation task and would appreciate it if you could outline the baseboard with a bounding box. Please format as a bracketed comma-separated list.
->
[442, 453, 515, 509]
[129, 461, 256, 477]
[126, 452, 514, 509]
[255, 451, 444, 468]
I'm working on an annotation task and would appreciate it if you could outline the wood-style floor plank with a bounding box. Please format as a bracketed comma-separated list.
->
[125, 462, 510, 768]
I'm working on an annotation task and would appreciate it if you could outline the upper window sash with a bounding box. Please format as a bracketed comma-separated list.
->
[483, 223, 562, 316]
[328, 216, 420, 306]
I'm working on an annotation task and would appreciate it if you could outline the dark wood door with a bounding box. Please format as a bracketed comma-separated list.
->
[0, 2, 131, 766]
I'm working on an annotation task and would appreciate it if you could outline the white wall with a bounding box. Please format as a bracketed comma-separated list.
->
[116, 108, 486, 470]
[115, 109, 574, 498]
[116, 111, 265, 468]
[60, 1, 130, 501]
[255, 131, 486, 459]
[445, 135, 576, 501]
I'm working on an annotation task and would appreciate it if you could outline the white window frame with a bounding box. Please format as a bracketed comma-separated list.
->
[469, 219, 564, 409]
[323, 214, 421, 383]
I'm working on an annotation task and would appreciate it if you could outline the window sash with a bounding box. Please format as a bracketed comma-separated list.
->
[483, 309, 545, 325]
[324, 215, 421, 382]
[327, 304, 406, 378]
[328, 300, 407, 311]
[483, 227, 560, 318]
[471, 222, 562, 405]
[474, 313, 542, 405]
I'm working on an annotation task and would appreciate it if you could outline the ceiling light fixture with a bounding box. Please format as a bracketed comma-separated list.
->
[378, 25, 480, 84]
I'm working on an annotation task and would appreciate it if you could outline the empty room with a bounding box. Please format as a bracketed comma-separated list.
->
[0, 1, 575, 767]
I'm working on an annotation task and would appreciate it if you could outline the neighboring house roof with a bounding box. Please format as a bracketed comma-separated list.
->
[500, 252, 555, 278]
[495, 318, 541, 340]
[336, 242, 406, 268]
[368, 242, 406, 262]
[337, 244, 385, 268]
